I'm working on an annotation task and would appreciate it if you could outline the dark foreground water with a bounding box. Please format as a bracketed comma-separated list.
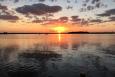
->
[0, 34, 115, 77]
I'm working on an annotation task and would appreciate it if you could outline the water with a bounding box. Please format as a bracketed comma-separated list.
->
[0, 34, 115, 77]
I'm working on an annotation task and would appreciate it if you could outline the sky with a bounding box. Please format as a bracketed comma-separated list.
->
[0, 0, 115, 33]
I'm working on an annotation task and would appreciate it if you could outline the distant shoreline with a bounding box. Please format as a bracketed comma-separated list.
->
[0, 32, 115, 34]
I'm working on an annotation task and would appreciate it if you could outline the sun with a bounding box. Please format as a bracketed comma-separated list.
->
[52, 26, 67, 33]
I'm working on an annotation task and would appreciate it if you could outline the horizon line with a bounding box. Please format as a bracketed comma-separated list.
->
[0, 31, 115, 34]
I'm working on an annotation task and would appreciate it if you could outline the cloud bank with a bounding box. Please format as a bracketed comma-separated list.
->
[16, 3, 62, 16]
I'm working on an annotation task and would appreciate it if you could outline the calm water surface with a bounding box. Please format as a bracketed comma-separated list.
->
[0, 34, 115, 77]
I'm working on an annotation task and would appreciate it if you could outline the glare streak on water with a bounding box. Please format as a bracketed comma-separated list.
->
[0, 34, 115, 77]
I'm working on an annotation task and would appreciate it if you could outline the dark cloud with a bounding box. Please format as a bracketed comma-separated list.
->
[66, 5, 73, 10]
[22, 14, 90, 25]
[0, 4, 19, 21]
[91, 0, 100, 4]
[70, 16, 88, 26]
[105, 9, 115, 15]
[97, 13, 110, 17]
[71, 16, 81, 22]
[32, 19, 43, 23]
[0, 0, 20, 3]
[59, 16, 68, 22]
[14, 0, 19, 3]
[95, 2, 101, 8]
[0, 4, 14, 15]
[109, 17, 115, 21]
[16, 3, 62, 16]
[90, 19, 102, 23]
[50, 0, 57, 2]
[87, 6, 94, 11]
[32, 16, 68, 24]
[97, 9, 115, 17]
[0, 4, 7, 10]
[84, 0, 90, 3]
[0, 15, 19, 20]
[0, 4, 11, 16]
[80, 0, 108, 12]
[38, 0, 45, 2]
[81, 19, 88, 26]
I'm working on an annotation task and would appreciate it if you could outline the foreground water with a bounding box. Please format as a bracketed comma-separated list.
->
[0, 34, 115, 77]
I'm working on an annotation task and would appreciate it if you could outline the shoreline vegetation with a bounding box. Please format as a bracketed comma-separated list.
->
[0, 32, 115, 34]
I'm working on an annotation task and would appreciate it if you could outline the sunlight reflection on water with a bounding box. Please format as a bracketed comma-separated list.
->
[0, 34, 115, 77]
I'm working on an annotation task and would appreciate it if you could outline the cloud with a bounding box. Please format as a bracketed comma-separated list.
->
[106, 9, 115, 15]
[38, 0, 45, 2]
[109, 17, 115, 21]
[70, 16, 89, 26]
[81, 19, 88, 25]
[32, 16, 68, 24]
[40, 19, 59, 25]
[0, 15, 19, 20]
[97, 9, 115, 17]
[90, 19, 102, 23]
[71, 16, 81, 22]
[16, 3, 62, 16]
[59, 16, 68, 22]
[87, 5, 94, 11]
[91, 0, 100, 4]
[0, 4, 7, 10]
[14, 0, 19, 3]
[97, 13, 110, 17]
[32, 19, 43, 23]
[0, 4, 10, 15]
[80, 0, 108, 12]
[0, 4, 19, 21]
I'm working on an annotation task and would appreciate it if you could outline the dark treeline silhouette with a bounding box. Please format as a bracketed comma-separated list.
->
[0, 31, 115, 34]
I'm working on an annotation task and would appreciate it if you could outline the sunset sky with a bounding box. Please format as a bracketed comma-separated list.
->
[0, 0, 115, 33]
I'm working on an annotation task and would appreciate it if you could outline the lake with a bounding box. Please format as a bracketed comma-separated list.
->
[0, 34, 115, 77]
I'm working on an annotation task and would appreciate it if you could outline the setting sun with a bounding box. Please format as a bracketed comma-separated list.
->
[52, 26, 67, 33]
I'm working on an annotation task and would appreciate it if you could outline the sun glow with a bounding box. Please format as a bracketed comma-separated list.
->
[52, 26, 67, 33]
